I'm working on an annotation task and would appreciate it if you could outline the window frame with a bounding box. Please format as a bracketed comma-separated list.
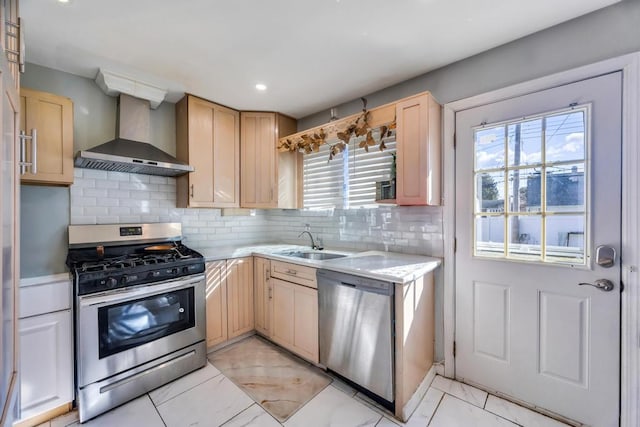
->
[471, 104, 592, 268]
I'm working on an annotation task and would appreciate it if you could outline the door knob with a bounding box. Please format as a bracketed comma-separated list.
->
[578, 279, 614, 292]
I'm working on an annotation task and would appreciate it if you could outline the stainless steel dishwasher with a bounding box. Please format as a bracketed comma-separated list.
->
[317, 269, 394, 408]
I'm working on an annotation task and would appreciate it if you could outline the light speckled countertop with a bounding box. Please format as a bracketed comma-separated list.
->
[195, 244, 441, 284]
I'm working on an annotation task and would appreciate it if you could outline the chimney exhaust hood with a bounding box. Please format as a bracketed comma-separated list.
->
[74, 71, 193, 177]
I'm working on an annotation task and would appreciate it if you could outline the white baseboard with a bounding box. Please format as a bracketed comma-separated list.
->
[401, 365, 437, 421]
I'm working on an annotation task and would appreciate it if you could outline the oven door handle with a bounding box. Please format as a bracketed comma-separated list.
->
[78, 274, 205, 308]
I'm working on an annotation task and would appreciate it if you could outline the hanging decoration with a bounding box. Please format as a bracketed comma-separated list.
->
[278, 97, 396, 161]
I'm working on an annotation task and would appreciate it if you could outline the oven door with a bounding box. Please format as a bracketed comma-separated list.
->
[77, 274, 205, 387]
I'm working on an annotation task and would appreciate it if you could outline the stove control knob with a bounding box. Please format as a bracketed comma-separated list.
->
[171, 268, 179, 275]
[121, 275, 129, 285]
[106, 277, 118, 289]
[182, 266, 190, 274]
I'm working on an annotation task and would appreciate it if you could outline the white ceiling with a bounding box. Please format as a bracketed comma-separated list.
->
[22, 0, 620, 118]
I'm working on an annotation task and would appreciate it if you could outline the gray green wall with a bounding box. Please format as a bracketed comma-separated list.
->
[20, 64, 176, 278]
[298, 0, 640, 129]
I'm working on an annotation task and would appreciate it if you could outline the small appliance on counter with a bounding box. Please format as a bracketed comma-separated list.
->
[66, 223, 207, 423]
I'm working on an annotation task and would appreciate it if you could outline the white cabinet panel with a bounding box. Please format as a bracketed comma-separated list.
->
[19, 276, 71, 318]
[18, 310, 73, 421]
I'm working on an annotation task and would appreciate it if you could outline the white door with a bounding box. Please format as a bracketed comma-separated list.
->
[455, 72, 621, 426]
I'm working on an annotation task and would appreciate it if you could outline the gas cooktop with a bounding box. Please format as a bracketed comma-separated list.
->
[67, 242, 205, 295]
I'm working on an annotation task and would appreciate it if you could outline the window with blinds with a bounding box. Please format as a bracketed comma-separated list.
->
[303, 134, 396, 209]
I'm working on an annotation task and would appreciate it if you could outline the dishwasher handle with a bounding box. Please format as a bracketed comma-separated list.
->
[318, 269, 393, 296]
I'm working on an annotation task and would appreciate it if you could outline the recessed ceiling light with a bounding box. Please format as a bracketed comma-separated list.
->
[255, 83, 267, 91]
[58, 0, 70, 3]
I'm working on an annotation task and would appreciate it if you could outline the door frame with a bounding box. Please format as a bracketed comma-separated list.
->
[442, 52, 640, 426]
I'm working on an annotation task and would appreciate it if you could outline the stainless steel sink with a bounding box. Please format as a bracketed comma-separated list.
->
[276, 251, 347, 260]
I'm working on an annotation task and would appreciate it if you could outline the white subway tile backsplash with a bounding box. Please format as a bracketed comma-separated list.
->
[95, 180, 119, 189]
[130, 190, 152, 200]
[72, 216, 96, 225]
[107, 171, 130, 181]
[76, 179, 96, 189]
[108, 189, 131, 199]
[99, 198, 120, 207]
[150, 191, 170, 200]
[83, 188, 108, 198]
[120, 198, 146, 208]
[118, 215, 142, 223]
[108, 206, 131, 215]
[75, 196, 97, 206]
[81, 169, 108, 180]
[149, 176, 168, 184]
[84, 206, 109, 216]
[131, 175, 150, 184]
[96, 216, 120, 224]
[119, 182, 149, 191]
[70, 168, 443, 256]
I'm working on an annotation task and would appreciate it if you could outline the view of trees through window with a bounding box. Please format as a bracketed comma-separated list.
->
[473, 107, 588, 264]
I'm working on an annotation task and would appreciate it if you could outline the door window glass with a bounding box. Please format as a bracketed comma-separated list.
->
[472, 106, 588, 265]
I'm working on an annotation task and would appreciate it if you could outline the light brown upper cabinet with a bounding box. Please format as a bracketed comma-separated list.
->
[20, 88, 74, 186]
[240, 112, 299, 209]
[395, 93, 441, 206]
[176, 95, 240, 208]
[2, 0, 22, 89]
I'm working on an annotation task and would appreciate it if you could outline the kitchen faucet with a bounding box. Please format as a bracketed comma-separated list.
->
[298, 230, 323, 250]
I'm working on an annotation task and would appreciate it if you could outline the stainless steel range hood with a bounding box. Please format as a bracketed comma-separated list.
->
[75, 94, 193, 177]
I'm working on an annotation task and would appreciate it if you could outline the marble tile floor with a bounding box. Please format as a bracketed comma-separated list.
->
[42, 342, 573, 427]
[208, 336, 331, 422]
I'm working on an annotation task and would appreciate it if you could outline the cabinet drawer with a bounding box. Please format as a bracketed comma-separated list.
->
[20, 276, 72, 318]
[270, 260, 317, 288]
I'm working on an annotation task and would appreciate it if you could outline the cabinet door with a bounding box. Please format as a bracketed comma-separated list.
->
[293, 286, 319, 363]
[185, 96, 215, 206]
[212, 104, 240, 207]
[205, 261, 227, 347]
[395, 93, 441, 206]
[241, 112, 277, 208]
[226, 257, 254, 339]
[20, 88, 74, 185]
[270, 277, 295, 349]
[177, 96, 239, 208]
[18, 310, 73, 421]
[253, 257, 272, 337]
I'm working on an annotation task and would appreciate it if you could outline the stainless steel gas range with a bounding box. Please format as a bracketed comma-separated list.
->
[66, 223, 207, 423]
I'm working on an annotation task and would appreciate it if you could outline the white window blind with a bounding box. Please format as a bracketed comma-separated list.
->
[303, 134, 396, 210]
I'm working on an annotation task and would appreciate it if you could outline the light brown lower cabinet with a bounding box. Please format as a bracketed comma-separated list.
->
[205, 257, 254, 348]
[205, 261, 227, 347]
[227, 258, 254, 339]
[253, 257, 271, 336]
[394, 271, 435, 421]
[270, 276, 319, 364]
